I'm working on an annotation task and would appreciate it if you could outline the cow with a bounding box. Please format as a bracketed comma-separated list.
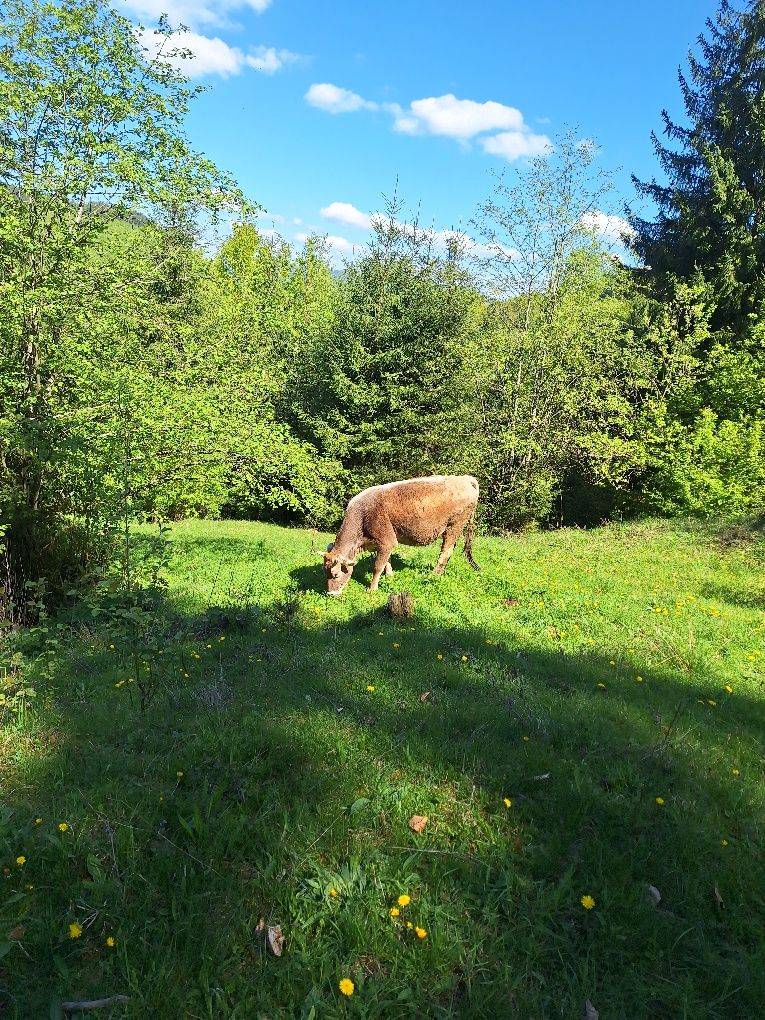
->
[322, 475, 479, 596]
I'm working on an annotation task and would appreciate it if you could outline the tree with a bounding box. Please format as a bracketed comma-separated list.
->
[630, 0, 765, 340]
[0, 0, 252, 600]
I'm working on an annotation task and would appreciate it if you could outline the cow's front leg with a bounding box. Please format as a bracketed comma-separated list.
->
[369, 547, 395, 591]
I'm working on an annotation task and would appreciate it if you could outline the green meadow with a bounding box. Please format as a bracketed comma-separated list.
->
[2, 518, 764, 1018]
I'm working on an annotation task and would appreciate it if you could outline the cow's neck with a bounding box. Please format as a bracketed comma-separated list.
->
[334, 516, 362, 562]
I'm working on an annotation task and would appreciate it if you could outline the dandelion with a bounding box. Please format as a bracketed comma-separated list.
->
[725, 684, 733, 694]
[406, 921, 413, 929]
[393, 643, 400, 649]
[732, 768, 740, 777]
[329, 888, 338, 898]
[461, 655, 468, 662]
[366, 685, 375, 692]
[58, 822, 68, 832]
[15, 855, 26, 866]
[522, 736, 529, 742]
[655, 796, 665, 806]
[437, 654, 443, 661]
[597, 682, 606, 689]
[397, 894, 411, 907]
[176, 771, 184, 779]
[721, 839, 729, 847]
[635, 675, 644, 683]
[114, 680, 126, 688]
[415, 926, 428, 939]
[708, 699, 717, 706]
[580, 895, 595, 910]
[24, 884, 33, 891]
[609, 660, 616, 666]
[219, 636, 225, 641]
[503, 798, 512, 809]
[34, 818, 42, 826]
[106, 936, 115, 947]
[339, 978, 354, 997]
[68, 922, 83, 939]
[389, 907, 400, 917]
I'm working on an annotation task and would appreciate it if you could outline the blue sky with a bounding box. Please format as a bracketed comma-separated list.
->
[119, 0, 722, 258]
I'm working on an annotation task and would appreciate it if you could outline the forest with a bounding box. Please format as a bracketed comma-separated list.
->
[2, 0, 764, 612]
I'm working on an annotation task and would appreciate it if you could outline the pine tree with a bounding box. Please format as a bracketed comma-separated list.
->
[630, 0, 765, 339]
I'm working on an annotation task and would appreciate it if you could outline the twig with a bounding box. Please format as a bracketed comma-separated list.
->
[62, 995, 130, 1013]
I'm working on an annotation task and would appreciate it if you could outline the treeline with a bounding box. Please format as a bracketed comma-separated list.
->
[1, 0, 764, 607]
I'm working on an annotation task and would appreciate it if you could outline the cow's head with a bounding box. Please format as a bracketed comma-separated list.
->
[322, 548, 356, 596]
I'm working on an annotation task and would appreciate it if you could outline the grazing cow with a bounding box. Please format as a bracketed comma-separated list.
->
[323, 475, 479, 596]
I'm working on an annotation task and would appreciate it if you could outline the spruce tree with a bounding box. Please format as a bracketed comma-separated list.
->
[630, 0, 765, 340]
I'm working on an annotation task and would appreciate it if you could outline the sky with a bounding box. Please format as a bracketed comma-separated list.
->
[116, 0, 722, 260]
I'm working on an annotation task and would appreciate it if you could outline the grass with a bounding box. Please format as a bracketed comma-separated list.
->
[1, 517, 765, 1018]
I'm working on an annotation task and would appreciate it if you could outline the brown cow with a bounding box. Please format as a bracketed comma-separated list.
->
[322, 475, 479, 596]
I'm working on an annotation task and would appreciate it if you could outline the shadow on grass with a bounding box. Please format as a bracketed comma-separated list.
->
[2, 545, 765, 1019]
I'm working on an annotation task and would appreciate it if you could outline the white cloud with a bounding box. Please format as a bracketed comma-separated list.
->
[119, 0, 271, 29]
[305, 83, 378, 114]
[320, 201, 374, 229]
[136, 26, 299, 79]
[480, 130, 552, 162]
[393, 94, 525, 140]
[246, 45, 299, 74]
[581, 211, 635, 243]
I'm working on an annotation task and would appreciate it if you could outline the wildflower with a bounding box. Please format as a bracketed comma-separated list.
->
[721, 839, 729, 847]
[366, 685, 375, 692]
[732, 768, 740, 777]
[437, 654, 443, 661]
[635, 675, 644, 683]
[58, 822, 68, 832]
[609, 660, 616, 666]
[24, 884, 33, 891]
[580, 895, 595, 910]
[708, 699, 717, 706]
[597, 682, 606, 689]
[219, 636, 225, 641]
[15, 856, 25, 866]
[725, 684, 733, 694]
[397, 894, 411, 907]
[503, 798, 512, 808]
[655, 797, 665, 806]
[68, 922, 83, 939]
[206, 644, 212, 649]
[389, 907, 400, 917]
[460, 655, 468, 662]
[176, 771, 184, 779]
[329, 888, 338, 898]
[522, 736, 529, 742]
[34, 818, 42, 826]
[415, 926, 428, 939]
[393, 642, 400, 648]
[114, 680, 125, 688]
[106, 936, 115, 947]
[406, 921, 413, 929]
[338, 978, 354, 997]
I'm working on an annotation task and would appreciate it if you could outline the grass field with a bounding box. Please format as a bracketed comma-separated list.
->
[1, 517, 765, 1018]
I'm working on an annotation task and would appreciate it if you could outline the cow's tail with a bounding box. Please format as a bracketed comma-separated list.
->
[463, 512, 480, 571]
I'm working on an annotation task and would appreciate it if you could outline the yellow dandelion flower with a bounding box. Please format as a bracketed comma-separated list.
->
[15, 856, 26, 866]
[24, 884, 33, 891]
[339, 978, 354, 997]
[580, 895, 595, 910]
[219, 636, 225, 641]
[397, 894, 411, 907]
[725, 684, 733, 694]
[635, 675, 644, 683]
[655, 796, 665, 805]
[503, 798, 512, 808]
[176, 771, 184, 779]
[393, 642, 400, 649]
[437, 654, 443, 661]
[721, 839, 729, 847]
[732, 768, 740, 777]
[114, 680, 126, 688]
[597, 682, 606, 689]
[329, 888, 338, 897]
[68, 922, 83, 939]
[389, 907, 400, 917]
[58, 822, 68, 832]
[34, 817, 42, 825]
[366, 685, 375, 692]
[461, 655, 468, 662]
[406, 921, 413, 929]
[415, 926, 428, 939]
[106, 936, 115, 947]
[708, 699, 717, 706]
[522, 736, 529, 742]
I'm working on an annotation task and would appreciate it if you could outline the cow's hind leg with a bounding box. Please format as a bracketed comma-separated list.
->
[433, 521, 464, 575]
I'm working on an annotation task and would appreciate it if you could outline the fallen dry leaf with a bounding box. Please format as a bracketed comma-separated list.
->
[714, 885, 725, 910]
[408, 815, 428, 833]
[646, 884, 662, 908]
[238, 865, 254, 880]
[419, 691, 430, 702]
[8, 925, 25, 940]
[267, 924, 284, 956]
[583, 1000, 598, 1020]
[255, 917, 266, 932]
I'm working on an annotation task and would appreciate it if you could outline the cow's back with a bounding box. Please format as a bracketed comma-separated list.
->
[356, 475, 478, 547]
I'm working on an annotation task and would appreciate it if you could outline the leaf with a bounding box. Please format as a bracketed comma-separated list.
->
[714, 885, 725, 909]
[86, 853, 105, 884]
[646, 884, 661, 908]
[419, 691, 430, 702]
[8, 925, 25, 940]
[267, 924, 284, 956]
[255, 917, 266, 932]
[583, 1000, 598, 1020]
[408, 814, 428, 833]
[349, 797, 370, 815]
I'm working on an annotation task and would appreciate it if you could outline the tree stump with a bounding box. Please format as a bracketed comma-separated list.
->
[387, 592, 414, 619]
